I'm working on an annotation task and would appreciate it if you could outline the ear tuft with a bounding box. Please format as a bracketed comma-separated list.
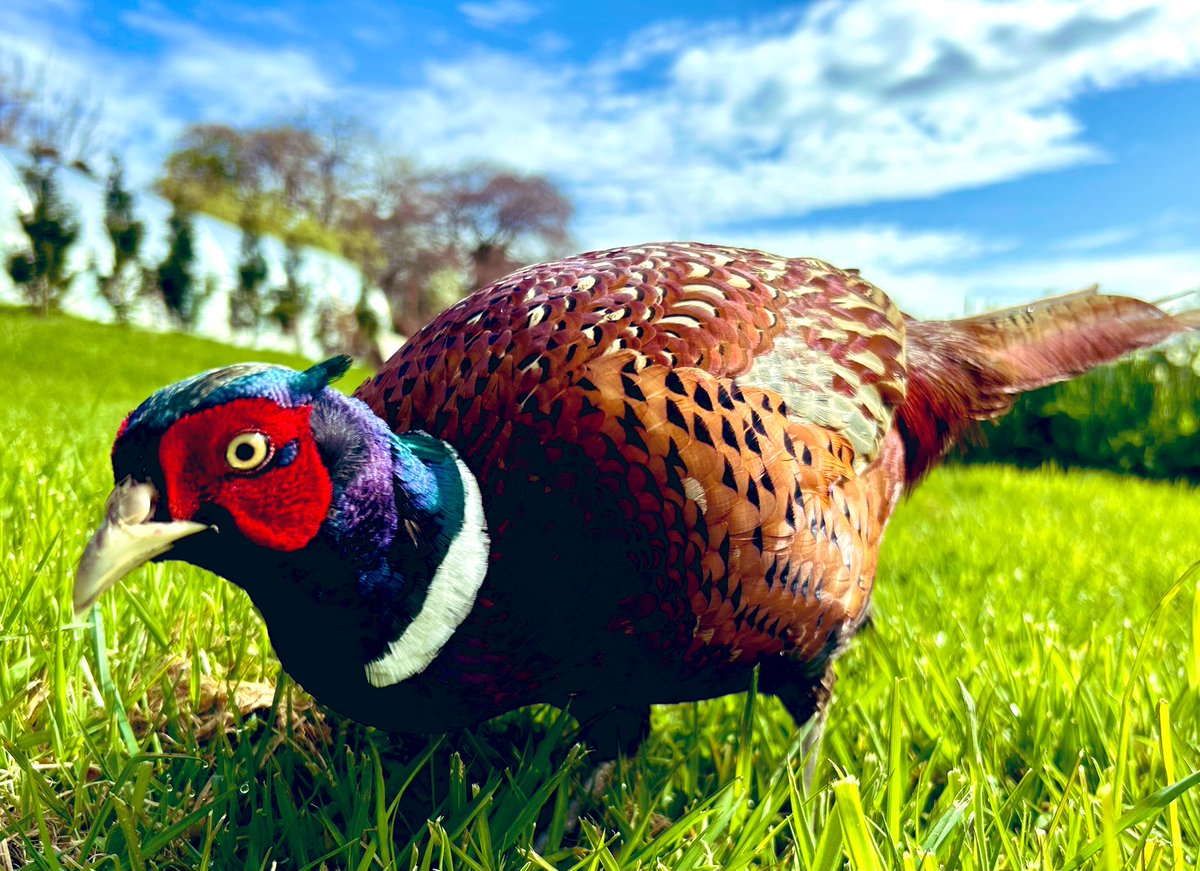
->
[300, 356, 354, 393]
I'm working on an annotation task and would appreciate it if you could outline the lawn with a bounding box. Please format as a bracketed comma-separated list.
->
[1, 307, 1198, 869]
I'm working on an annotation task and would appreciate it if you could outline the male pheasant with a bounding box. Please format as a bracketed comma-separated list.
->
[75, 242, 1193, 761]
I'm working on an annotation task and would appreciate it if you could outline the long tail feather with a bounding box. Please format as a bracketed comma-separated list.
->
[896, 289, 1195, 485]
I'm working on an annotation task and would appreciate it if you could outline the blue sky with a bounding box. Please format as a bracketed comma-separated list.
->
[7, 0, 1200, 314]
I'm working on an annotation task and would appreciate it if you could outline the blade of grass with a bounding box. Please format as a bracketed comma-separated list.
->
[1156, 700, 1185, 871]
[1064, 770, 1200, 871]
[886, 678, 905, 843]
[89, 606, 138, 755]
[1114, 566, 1195, 804]
[833, 777, 882, 871]
[3, 533, 58, 625]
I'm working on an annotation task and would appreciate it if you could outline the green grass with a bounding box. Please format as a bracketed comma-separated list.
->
[1, 306, 1198, 869]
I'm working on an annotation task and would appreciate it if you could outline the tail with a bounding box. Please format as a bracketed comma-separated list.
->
[896, 287, 1197, 485]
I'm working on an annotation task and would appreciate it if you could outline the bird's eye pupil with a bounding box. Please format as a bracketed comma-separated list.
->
[226, 432, 270, 471]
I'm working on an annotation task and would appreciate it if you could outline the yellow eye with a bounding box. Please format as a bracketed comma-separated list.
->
[226, 432, 271, 471]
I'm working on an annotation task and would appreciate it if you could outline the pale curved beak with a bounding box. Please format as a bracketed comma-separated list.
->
[73, 477, 208, 616]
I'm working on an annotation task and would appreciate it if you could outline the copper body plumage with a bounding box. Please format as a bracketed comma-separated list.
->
[353, 242, 1190, 731]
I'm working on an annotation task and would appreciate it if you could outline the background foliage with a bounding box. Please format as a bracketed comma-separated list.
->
[960, 343, 1200, 481]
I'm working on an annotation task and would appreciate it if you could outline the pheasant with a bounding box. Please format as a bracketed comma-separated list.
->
[75, 242, 1193, 764]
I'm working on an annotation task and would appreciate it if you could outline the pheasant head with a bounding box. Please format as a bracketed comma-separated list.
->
[75, 356, 490, 724]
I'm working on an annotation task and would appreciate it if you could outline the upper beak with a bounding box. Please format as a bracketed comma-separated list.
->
[73, 477, 208, 616]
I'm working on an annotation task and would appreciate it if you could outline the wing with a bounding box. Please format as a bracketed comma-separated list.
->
[358, 243, 907, 462]
[355, 242, 909, 665]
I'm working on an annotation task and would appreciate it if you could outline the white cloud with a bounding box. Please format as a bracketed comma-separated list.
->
[119, 12, 337, 120]
[210, 3, 312, 36]
[364, 0, 1200, 243]
[875, 249, 1200, 317]
[723, 225, 1007, 271]
[959, 250, 1200, 306]
[459, 0, 540, 30]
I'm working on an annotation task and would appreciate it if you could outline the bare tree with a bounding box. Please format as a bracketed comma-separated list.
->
[0, 54, 104, 171]
[243, 125, 322, 211]
[158, 118, 370, 247]
[441, 166, 572, 289]
[0, 57, 32, 147]
[345, 159, 459, 335]
[311, 113, 369, 227]
[27, 81, 103, 171]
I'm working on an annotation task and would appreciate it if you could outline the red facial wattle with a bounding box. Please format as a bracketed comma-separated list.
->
[157, 398, 333, 552]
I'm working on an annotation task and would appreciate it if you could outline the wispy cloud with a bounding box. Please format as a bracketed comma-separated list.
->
[120, 11, 337, 117]
[1054, 227, 1139, 252]
[459, 0, 540, 30]
[725, 225, 1009, 271]
[883, 249, 1200, 316]
[210, 3, 313, 37]
[368, 0, 1200, 244]
[529, 31, 569, 54]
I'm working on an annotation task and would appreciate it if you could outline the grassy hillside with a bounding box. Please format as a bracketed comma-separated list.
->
[1, 308, 1197, 869]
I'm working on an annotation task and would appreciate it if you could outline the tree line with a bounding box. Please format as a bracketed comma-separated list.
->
[4, 156, 342, 349]
[2, 58, 573, 352]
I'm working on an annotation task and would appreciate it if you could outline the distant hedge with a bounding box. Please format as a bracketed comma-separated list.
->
[956, 342, 1200, 481]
